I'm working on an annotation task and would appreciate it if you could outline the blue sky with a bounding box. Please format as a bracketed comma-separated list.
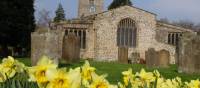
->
[34, 0, 200, 23]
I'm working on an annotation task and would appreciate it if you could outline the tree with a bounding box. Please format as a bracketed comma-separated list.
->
[37, 9, 51, 28]
[0, 0, 35, 57]
[173, 20, 195, 29]
[108, 0, 133, 10]
[54, 3, 66, 22]
[194, 23, 200, 32]
[159, 18, 170, 24]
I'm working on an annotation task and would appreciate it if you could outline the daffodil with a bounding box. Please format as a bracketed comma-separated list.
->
[118, 82, 126, 88]
[90, 73, 117, 88]
[68, 67, 81, 88]
[81, 60, 96, 86]
[46, 68, 69, 88]
[0, 56, 25, 78]
[156, 78, 166, 88]
[28, 56, 57, 84]
[130, 78, 143, 88]
[185, 79, 200, 88]
[0, 65, 6, 82]
[137, 69, 155, 82]
[153, 70, 160, 78]
[46, 67, 81, 88]
[136, 69, 155, 87]
[122, 68, 134, 86]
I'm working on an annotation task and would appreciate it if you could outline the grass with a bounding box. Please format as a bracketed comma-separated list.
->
[14, 58, 200, 84]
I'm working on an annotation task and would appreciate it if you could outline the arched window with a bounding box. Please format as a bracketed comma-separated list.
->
[117, 18, 137, 47]
[89, 0, 96, 12]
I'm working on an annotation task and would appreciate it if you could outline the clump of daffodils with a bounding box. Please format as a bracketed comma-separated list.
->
[0, 56, 200, 88]
[0, 56, 25, 82]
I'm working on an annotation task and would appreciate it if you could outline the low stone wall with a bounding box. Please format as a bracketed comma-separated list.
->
[31, 31, 64, 65]
[178, 33, 200, 74]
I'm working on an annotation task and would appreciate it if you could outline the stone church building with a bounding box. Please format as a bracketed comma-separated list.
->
[33, 0, 195, 64]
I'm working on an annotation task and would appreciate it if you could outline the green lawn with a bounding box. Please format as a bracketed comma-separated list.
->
[16, 58, 200, 84]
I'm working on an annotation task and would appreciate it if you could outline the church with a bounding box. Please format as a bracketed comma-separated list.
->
[47, 0, 195, 64]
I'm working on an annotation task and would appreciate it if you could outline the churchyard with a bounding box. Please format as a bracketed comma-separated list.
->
[16, 58, 200, 84]
[1, 0, 200, 87]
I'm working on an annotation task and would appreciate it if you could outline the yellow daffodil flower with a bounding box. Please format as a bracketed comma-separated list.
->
[186, 79, 200, 88]
[0, 56, 25, 78]
[68, 67, 81, 88]
[136, 69, 155, 87]
[137, 69, 155, 82]
[28, 56, 57, 84]
[118, 82, 126, 88]
[122, 68, 134, 86]
[90, 73, 117, 88]
[46, 68, 69, 88]
[81, 60, 95, 86]
[0, 65, 7, 82]
[153, 70, 160, 78]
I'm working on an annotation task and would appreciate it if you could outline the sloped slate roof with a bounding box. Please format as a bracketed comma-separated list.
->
[82, 5, 157, 20]
[157, 21, 195, 32]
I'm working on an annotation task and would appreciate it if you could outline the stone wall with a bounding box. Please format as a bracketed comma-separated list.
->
[31, 30, 64, 65]
[93, 6, 157, 61]
[78, 0, 104, 17]
[178, 33, 200, 74]
[48, 6, 195, 65]
[156, 22, 193, 44]
[155, 29, 168, 43]
[91, 6, 177, 64]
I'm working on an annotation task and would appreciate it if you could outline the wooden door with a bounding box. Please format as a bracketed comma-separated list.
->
[118, 47, 128, 63]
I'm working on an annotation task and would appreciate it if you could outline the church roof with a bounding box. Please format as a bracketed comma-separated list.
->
[83, 5, 157, 19]
[157, 21, 195, 32]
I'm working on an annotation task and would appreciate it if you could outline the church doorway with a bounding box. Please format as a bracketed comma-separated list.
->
[117, 18, 137, 63]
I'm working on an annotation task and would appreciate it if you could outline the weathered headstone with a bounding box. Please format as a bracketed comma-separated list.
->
[178, 33, 200, 74]
[118, 47, 128, 64]
[145, 48, 158, 67]
[62, 33, 80, 63]
[145, 48, 170, 68]
[129, 52, 140, 63]
[158, 49, 170, 68]
[31, 31, 64, 65]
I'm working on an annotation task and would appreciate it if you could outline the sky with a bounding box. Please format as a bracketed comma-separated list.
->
[34, 0, 200, 24]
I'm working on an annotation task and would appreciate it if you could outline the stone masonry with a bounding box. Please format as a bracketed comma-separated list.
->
[178, 33, 200, 74]
[48, 5, 195, 64]
[78, 0, 104, 17]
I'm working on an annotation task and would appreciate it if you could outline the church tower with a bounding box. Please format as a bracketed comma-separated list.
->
[78, 0, 104, 17]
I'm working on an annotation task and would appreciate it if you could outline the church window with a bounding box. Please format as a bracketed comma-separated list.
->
[168, 32, 182, 46]
[65, 29, 86, 49]
[117, 18, 136, 47]
[89, 0, 96, 12]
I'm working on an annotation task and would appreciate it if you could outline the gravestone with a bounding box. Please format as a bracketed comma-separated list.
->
[145, 48, 170, 68]
[31, 31, 64, 65]
[158, 50, 170, 68]
[145, 48, 158, 67]
[178, 33, 200, 74]
[62, 33, 80, 63]
[118, 47, 128, 64]
[129, 52, 140, 63]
